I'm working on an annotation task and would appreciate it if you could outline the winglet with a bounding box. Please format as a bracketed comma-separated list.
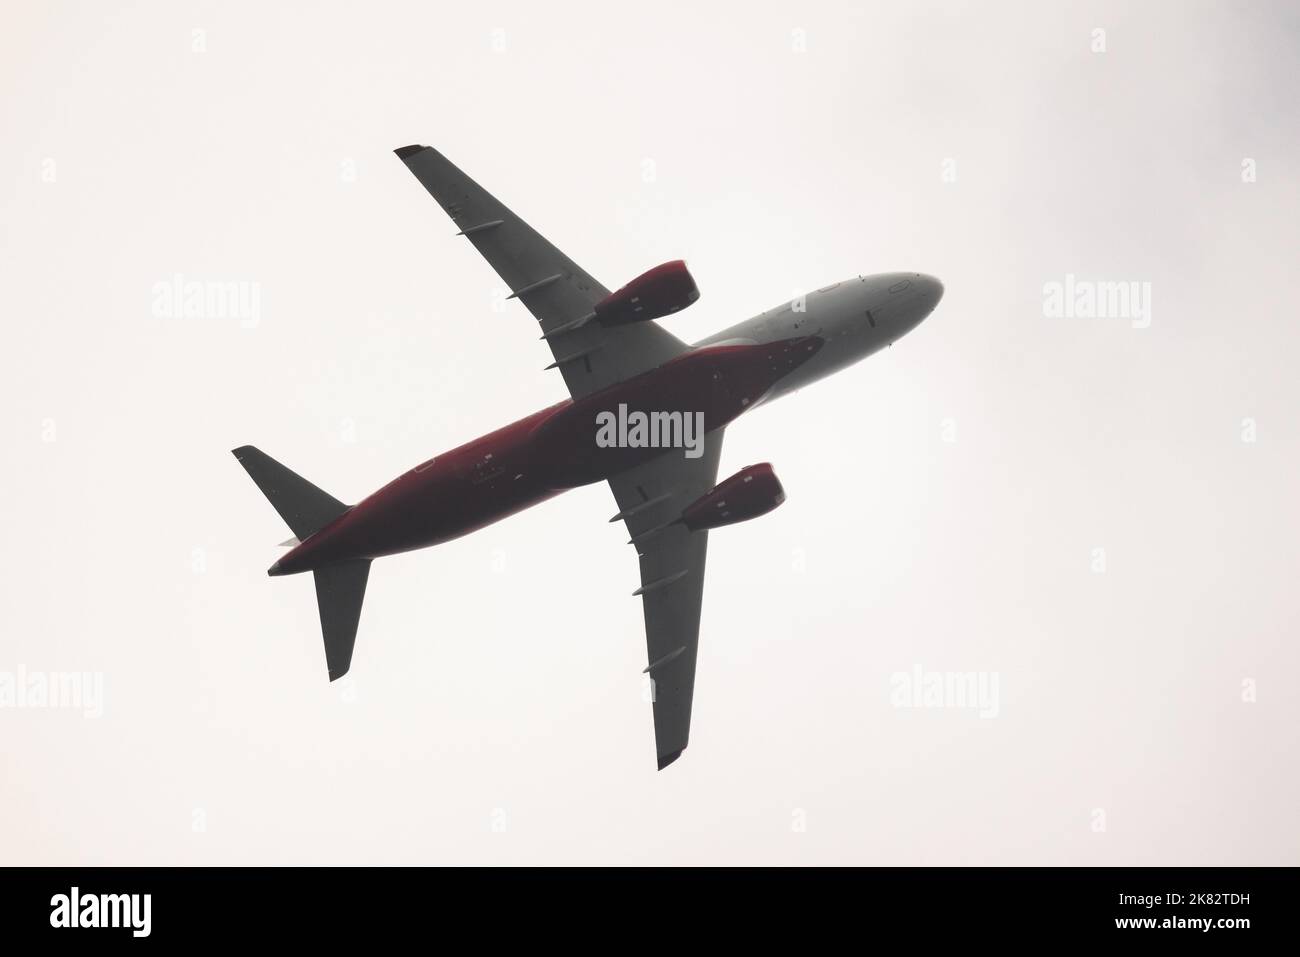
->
[657, 749, 684, 771]
[394, 144, 429, 159]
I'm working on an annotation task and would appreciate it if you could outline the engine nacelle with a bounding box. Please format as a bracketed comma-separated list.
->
[594, 260, 700, 326]
[681, 463, 785, 531]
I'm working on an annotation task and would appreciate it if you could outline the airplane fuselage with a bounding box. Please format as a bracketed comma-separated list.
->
[269, 272, 942, 576]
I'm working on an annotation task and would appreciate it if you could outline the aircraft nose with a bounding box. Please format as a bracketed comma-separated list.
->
[914, 274, 944, 314]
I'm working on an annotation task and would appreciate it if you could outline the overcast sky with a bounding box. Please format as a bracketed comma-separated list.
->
[1, 0, 1297, 864]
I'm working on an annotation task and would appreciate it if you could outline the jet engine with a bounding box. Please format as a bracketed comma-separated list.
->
[681, 463, 785, 531]
[594, 260, 700, 326]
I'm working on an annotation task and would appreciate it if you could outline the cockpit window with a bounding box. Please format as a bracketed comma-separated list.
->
[888, 279, 911, 294]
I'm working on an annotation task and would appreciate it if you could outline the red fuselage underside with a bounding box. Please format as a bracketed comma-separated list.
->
[270, 337, 822, 575]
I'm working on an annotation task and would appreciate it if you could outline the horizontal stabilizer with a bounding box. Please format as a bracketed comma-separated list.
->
[232, 446, 348, 540]
[313, 560, 371, 681]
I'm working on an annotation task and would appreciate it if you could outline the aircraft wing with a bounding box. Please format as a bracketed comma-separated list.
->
[395, 145, 687, 399]
[607, 431, 725, 769]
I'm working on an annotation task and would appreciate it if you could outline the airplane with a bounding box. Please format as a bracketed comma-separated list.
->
[233, 144, 944, 770]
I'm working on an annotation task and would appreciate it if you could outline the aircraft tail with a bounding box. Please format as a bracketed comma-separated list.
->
[232, 446, 369, 681]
